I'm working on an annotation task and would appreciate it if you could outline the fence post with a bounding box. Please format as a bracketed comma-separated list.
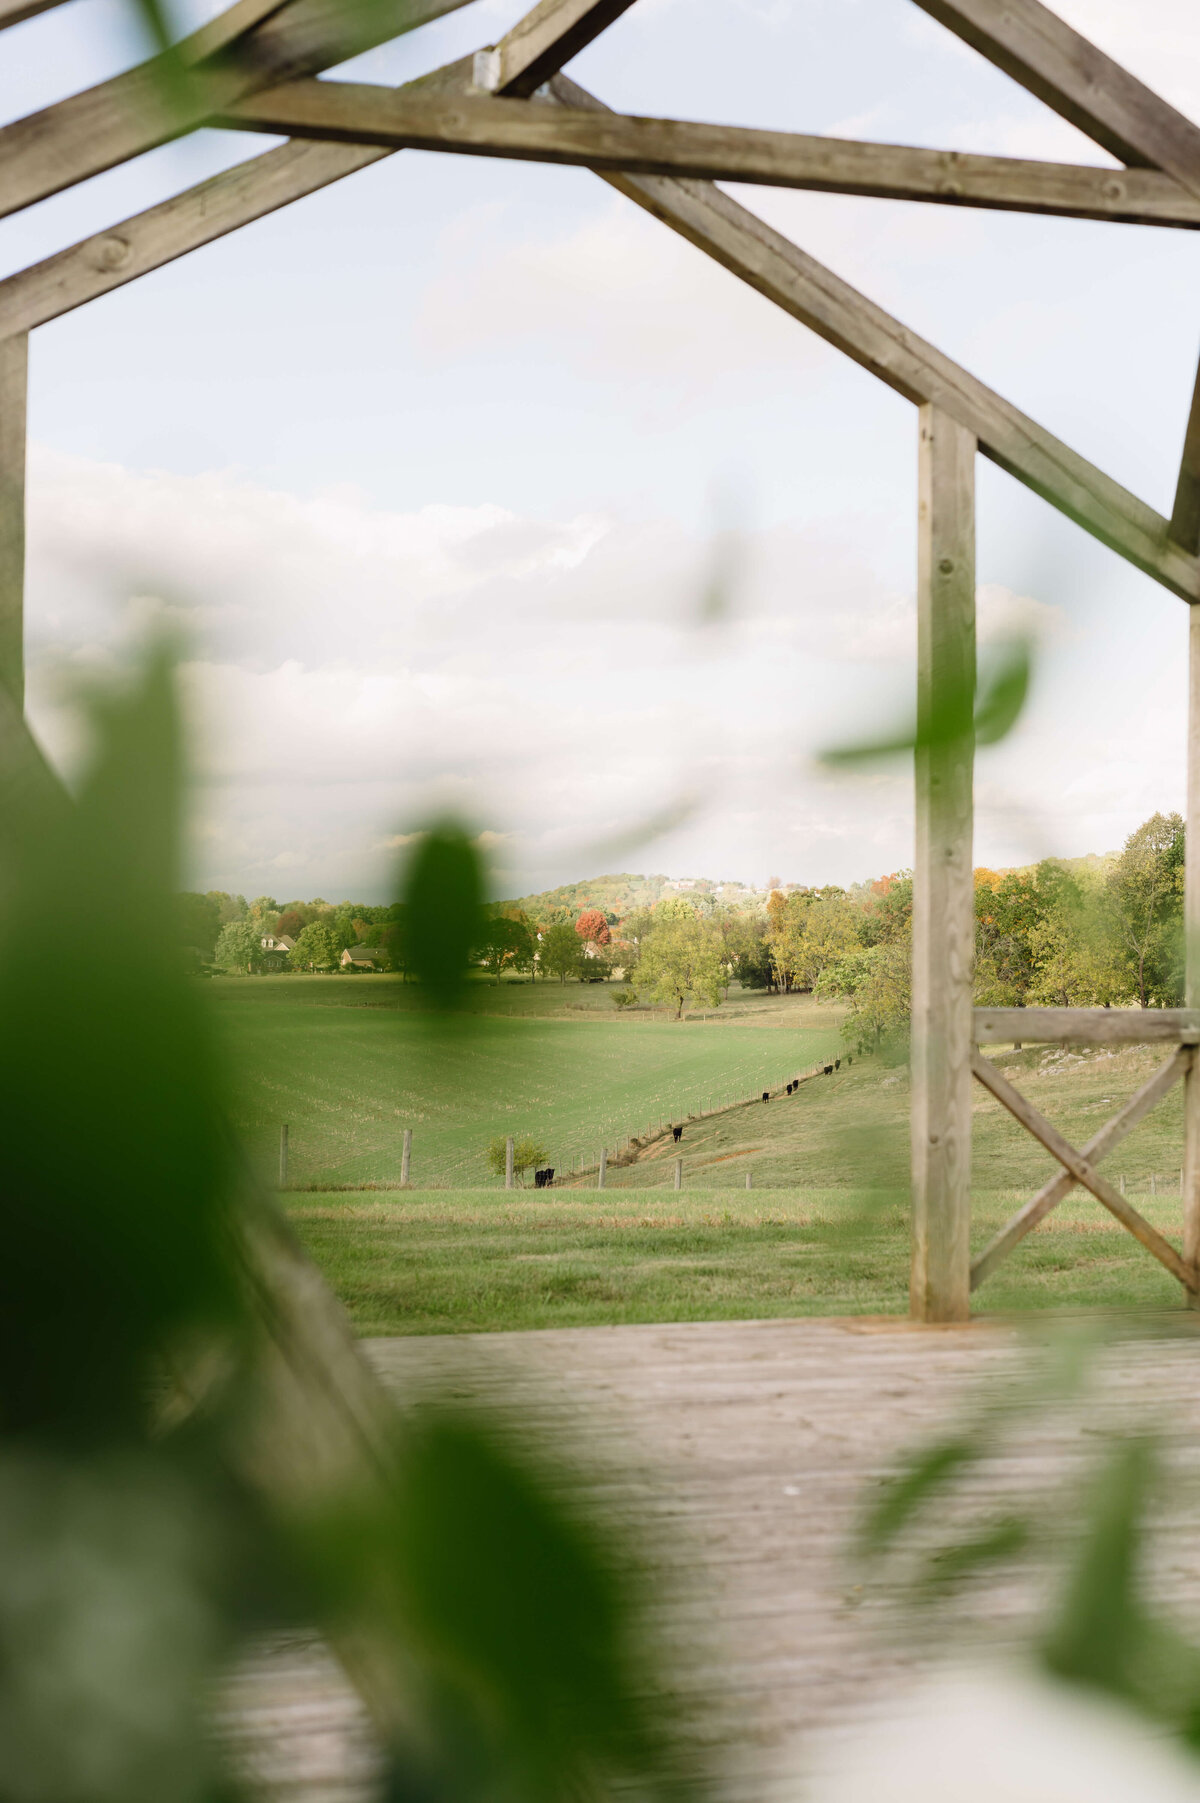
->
[674, 1157, 682, 1191]
[746, 1168, 752, 1190]
[401, 1128, 411, 1187]
[1151, 1171, 1158, 1198]
[279, 1123, 289, 1188]
[598, 1148, 607, 1190]
[505, 1136, 514, 1191]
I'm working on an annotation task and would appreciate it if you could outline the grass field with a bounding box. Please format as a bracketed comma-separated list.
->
[214, 975, 844, 1188]
[213, 972, 1196, 1334]
[286, 1185, 1189, 1336]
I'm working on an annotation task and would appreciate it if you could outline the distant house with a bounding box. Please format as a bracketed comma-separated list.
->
[260, 933, 295, 953]
[340, 946, 387, 972]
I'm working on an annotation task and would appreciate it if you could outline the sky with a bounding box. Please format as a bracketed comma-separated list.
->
[7, 0, 1200, 900]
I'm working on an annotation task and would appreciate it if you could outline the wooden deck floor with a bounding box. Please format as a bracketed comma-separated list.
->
[218, 1313, 1200, 1800]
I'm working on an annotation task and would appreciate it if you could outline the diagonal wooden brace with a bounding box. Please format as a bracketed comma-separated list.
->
[971, 1049, 1197, 1291]
[971, 1047, 1192, 1289]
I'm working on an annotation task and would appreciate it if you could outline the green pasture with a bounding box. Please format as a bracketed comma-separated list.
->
[213, 975, 843, 1189]
[286, 1186, 1188, 1337]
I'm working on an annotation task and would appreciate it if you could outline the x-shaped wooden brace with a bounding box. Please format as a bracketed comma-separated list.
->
[970, 1047, 1197, 1294]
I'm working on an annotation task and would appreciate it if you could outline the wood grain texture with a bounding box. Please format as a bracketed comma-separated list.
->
[913, 0, 1200, 190]
[1185, 609, 1200, 1298]
[0, 0, 473, 222]
[974, 1006, 1200, 1043]
[224, 79, 1200, 230]
[220, 1317, 1200, 1798]
[0, 335, 26, 712]
[971, 1047, 1191, 1290]
[546, 74, 1200, 605]
[971, 1051, 1196, 1289]
[910, 407, 975, 1325]
[488, 0, 639, 100]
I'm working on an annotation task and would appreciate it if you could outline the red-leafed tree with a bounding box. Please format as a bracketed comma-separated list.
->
[575, 908, 611, 946]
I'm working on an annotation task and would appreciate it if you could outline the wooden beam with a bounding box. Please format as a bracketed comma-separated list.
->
[971, 1046, 1190, 1289]
[974, 1006, 1200, 1043]
[0, 335, 26, 713]
[0, 0, 73, 28]
[224, 80, 1200, 230]
[1170, 355, 1200, 556]
[480, 0, 639, 101]
[0, 0, 475, 223]
[910, 406, 975, 1326]
[1185, 609, 1200, 1300]
[913, 0, 1200, 192]
[545, 76, 1200, 605]
[0, 138, 391, 338]
[971, 1049, 1197, 1289]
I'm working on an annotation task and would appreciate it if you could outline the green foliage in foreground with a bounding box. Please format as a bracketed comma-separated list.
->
[287, 1188, 1186, 1338]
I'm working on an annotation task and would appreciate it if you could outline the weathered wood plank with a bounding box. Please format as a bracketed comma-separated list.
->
[223, 80, 1200, 229]
[0, 139, 390, 338]
[910, 406, 975, 1325]
[913, 0, 1200, 190]
[480, 0, 639, 101]
[974, 1006, 1200, 1043]
[971, 1046, 1191, 1289]
[0, 335, 26, 712]
[1185, 610, 1200, 1301]
[545, 74, 1200, 605]
[970, 1050, 1196, 1288]
[1169, 360, 1200, 555]
[0, 0, 474, 223]
[0, 0, 72, 28]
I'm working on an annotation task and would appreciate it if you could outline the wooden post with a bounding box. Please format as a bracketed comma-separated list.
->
[673, 1157, 682, 1190]
[1185, 601, 1200, 1301]
[278, 1123, 288, 1188]
[598, 1147, 607, 1189]
[0, 333, 27, 710]
[745, 1169, 752, 1190]
[505, 1136, 514, 1191]
[401, 1127, 411, 1187]
[910, 404, 976, 1324]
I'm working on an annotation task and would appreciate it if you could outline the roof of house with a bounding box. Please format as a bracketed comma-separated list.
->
[342, 946, 385, 962]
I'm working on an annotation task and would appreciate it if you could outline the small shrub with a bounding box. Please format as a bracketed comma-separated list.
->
[612, 989, 638, 1010]
[485, 1134, 548, 1184]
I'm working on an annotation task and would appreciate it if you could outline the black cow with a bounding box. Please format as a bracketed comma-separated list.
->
[534, 1167, 555, 1189]
[762, 1091, 770, 1103]
[834, 1057, 841, 1071]
[823, 1065, 833, 1076]
[672, 1125, 683, 1143]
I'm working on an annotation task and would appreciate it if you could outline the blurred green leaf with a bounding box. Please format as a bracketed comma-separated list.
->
[859, 1437, 983, 1554]
[821, 636, 1033, 767]
[400, 824, 486, 1012]
[974, 638, 1032, 746]
[0, 647, 241, 1444]
[920, 1515, 1029, 1595]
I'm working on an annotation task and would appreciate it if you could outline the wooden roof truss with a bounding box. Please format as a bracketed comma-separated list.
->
[5, 0, 1200, 1320]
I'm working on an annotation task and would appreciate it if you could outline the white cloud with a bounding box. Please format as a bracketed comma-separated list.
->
[21, 444, 1184, 899]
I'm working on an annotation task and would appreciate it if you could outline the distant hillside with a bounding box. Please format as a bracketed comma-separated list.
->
[502, 873, 762, 921]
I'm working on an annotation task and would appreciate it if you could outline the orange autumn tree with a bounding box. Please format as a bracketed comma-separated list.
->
[575, 909, 611, 946]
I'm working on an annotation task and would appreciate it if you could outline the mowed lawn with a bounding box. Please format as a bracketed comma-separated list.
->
[286, 1186, 1190, 1336]
[213, 976, 843, 1189]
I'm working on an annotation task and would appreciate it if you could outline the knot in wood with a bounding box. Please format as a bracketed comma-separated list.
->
[938, 555, 955, 574]
[93, 235, 131, 272]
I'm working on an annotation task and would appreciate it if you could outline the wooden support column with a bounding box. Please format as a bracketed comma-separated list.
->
[0, 333, 27, 711]
[910, 404, 976, 1323]
[1184, 605, 1200, 1299]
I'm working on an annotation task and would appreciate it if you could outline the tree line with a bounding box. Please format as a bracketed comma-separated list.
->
[181, 814, 1187, 1051]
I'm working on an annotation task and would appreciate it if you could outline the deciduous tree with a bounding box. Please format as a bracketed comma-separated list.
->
[291, 921, 339, 970]
[539, 922, 584, 984]
[636, 916, 724, 1019]
[574, 909, 611, 946]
